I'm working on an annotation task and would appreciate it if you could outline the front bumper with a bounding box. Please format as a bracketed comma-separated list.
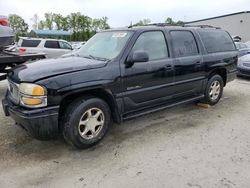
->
[2, 96, 59, 140]
[237, 67, 250, 77]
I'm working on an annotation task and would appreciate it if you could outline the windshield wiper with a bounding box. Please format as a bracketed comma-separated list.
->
[89, 54, 110, 62]
[80, 54, 110, 62]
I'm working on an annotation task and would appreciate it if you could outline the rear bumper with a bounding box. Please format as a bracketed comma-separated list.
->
[2, 97, 59, 140]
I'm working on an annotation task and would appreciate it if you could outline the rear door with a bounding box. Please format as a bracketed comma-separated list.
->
[169, 30, 205, 97]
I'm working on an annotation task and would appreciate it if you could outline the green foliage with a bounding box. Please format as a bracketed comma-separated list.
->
[165, 17, 184, 26]
[34, 12, 110, 41]
[9, 13, 184, 42]
[8, 14, 28, 39]
[133, 19, 151, 26]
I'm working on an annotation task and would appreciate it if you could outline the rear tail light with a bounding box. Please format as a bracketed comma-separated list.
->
[18, 48, 27, 53]
[0, 16, 9, 26]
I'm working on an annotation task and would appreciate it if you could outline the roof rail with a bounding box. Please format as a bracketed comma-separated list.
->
[128, 23, 184, 28]
[183, 24, 221, 29]
[144, 23, 183, 27]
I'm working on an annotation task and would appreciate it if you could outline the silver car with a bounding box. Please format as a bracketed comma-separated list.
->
[237, 54, 250, 77]
[16, 37, 73, 58]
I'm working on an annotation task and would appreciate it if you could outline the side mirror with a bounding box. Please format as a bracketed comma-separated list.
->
[126, 51, 149, 67]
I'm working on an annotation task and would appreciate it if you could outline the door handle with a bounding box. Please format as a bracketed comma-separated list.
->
[196, 61, 202, 65]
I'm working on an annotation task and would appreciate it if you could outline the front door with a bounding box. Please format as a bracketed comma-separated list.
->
[121, 31, 175, 113]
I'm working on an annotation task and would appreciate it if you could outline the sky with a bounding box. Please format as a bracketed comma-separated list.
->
[1, 0, 250, 28]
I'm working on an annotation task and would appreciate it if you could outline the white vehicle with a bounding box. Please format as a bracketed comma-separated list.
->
[245, 41, 250, 48]
[17, 37, 73, 58]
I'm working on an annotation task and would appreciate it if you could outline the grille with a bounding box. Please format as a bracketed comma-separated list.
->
[7, 80, 19, 104]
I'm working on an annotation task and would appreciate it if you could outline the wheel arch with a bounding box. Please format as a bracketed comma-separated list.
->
[58, 88, 122, 131]
[209, 67, 227, 86]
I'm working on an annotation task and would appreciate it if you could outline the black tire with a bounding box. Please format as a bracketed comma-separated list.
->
[62, 97, 111, 149]
[203, 75, 224, 105]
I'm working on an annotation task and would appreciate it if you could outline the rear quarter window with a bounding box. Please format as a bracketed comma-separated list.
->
[198, 30, 236, 53]
[21, 39, 41, 47]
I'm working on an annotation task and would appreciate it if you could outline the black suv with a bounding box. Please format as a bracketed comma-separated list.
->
[2, 25, 237, 148]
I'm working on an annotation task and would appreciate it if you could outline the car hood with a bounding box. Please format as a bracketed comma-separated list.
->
[8, 56, 108, 83]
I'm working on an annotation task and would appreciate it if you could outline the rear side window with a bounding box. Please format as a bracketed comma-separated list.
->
[21, 39, 41, 47]
[44, 41, 59, 48]
[198, 30, 235, 53]
[132, 31, 168, 61]
[170, 31, 199, 57]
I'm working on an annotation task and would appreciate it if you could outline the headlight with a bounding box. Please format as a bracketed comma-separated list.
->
[237, 58, 243, 67]
[19, 83, 47, 108]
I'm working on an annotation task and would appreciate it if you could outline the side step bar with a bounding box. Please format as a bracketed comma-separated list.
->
[123, 95, 204, 120]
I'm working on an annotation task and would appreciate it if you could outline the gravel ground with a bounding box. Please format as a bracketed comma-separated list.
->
[0, 78, 250, 188]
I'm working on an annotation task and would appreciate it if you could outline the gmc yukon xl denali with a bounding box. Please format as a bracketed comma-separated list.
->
[2, 25, 238, 149]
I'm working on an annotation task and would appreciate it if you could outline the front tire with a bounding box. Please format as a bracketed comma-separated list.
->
[62, 97, 111, 149]
[203, 75, 224, 105]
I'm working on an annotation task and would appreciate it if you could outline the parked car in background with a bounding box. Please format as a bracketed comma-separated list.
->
[234, 42, 250, 57]
[3, 25, 237, 149]
[16, 37, 73, 58]
[0, 15, 14, 49]
[245, 41, 250, 48]
[237, 53, 250, 77]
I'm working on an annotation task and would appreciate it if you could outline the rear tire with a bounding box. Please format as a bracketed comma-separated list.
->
[62, 97, 111, 149]
[202, 75, 224, 105]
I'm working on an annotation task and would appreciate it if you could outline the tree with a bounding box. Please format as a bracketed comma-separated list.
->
[165, 17, 184, 26]
[92, 17, 110, 31]
[133, 19, 151, 26]
[35, 12, 110, 41]
[8, 14, 28, 38]
[31, 14, 39, 30]
[44, 12, 53, 30]
[38, 20, 45, 30]
[52, 13, 68, 30]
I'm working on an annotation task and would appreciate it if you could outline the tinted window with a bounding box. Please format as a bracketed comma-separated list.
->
[21, 39, 41, 47]
[132, 31, 168, 61]
[170, 31, 198, 57]
[59, 41, 72, 49]
[45, 41, 59, 48]
[198, 30, 235, 53]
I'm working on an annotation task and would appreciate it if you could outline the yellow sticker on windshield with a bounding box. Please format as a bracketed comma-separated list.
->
[112, 33, 127, 38]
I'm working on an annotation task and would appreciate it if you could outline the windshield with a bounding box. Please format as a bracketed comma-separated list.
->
[77, 31, 133, 60]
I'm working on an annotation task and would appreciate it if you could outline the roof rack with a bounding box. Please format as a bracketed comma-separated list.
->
[143, 23, 183, 27]
[128, 23, 183, 28]
[183, 24, 221, 29]
[128, 23, 220, 29]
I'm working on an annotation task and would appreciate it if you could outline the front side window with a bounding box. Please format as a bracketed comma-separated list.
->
[170, 31, 199, 57]
[59, 41, 72, 49]
[131, 31, 168, 61]
[77, 31, 133, 60]
[44, 41, 59, 49]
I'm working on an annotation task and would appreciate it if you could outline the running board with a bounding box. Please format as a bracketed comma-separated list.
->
[123, 95, 204, 120]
